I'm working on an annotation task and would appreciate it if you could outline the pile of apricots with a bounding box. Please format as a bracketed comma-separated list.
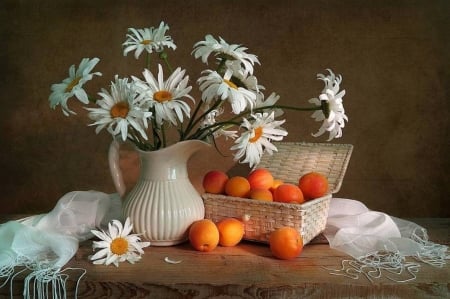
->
[202, 168, 329, 204]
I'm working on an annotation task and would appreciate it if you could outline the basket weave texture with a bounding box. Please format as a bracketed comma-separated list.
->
[202, 142, 353, 244]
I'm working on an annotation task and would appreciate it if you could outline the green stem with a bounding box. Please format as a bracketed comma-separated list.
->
[226, 104, 322, 125]
[149, 106, 162, 149]
[216, 57, 227, 76]
[262, 104, 322, 112]
[182, 99, 223, 140]
[159, 51, 173, 74]
[184, 102, 322, 141]
[174, 57, 232, 141]
[161, 123, 167, 148]
[181, 99, 206, 140]
[187, 120, 241, 140]
[129, 126, 153, 150]
[88, 96, 97, 103]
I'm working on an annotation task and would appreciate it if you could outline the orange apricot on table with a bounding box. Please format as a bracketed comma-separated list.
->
[273, 183, 304, 204]
[202, 170, 229, 194]
[248, 188, 273, 202]
[216, 218, 245, 247]
[224, 176, 251, 198]
[188, 219, 219, 252]
[247, 168, 274, 190]
[269, 227, 303, 260]
[298, 172, 329, 200]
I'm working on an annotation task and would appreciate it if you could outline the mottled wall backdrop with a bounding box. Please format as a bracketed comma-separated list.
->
[1, 0, 449, 217]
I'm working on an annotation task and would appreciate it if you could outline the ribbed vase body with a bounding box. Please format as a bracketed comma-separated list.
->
[121, 140, 207, 246]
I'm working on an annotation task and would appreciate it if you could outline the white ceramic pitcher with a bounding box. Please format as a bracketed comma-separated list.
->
[109, 139, 209, 246]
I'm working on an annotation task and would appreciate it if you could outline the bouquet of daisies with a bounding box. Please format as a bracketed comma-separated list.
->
[49, 21, 348, 167]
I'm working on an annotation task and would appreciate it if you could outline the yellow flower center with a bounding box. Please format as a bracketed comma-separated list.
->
[110, 102, 130, 118]
[224, 79, 238, 90]
[249, 127, 263, 143]
[110, 237, 129, 255]
[154, 90, 172, 103]
[141, 39, 153, 45]
[65, 77, 81, 92]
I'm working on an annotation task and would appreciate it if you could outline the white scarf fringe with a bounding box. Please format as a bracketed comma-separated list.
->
[1, 259, 86, 299]
[0, 191, 121, 298]
[324, 199, 449, 283]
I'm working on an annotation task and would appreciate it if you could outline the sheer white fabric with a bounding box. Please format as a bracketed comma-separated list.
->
[324, 198, 449, 282]
[0, 191, 122, 298]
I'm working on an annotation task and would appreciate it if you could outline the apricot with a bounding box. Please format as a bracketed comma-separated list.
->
[203, 170, 229, 194]
[217, 218, 245, 247]
[188, 219, 219, 252]
[224, 176, 251, 198]
[273, 183, 304, 204]
[298, 172, 329, 200]
[249, 188, 273, 202]
[270, 179, 284, 194]
[269, 227, 303, 260]
[247, 168, 274, 190]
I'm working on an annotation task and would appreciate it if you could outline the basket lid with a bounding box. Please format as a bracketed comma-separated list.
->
[256, 142, 353, 194]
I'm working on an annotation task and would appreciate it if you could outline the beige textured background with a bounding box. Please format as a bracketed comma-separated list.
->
[1, 0, 448, 217]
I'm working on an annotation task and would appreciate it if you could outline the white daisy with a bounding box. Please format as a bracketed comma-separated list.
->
[309, 69, 348, 141]
[198, 69, 257, 114]
[86, 76, 152, 142]
[200, 108, 221, 128]
[133, 64, 193, 126]
[192, 34, 259, 75]
[216, 129, 239, 140]
[123, 22, 176, 59]
[225, 60, 262, 93]
[200, 108, 238, 140]
[231, 112, 287, 168]
[255, 92, 284, 117]
[90, 218, 150, 267]
[49, 57, 102, 116]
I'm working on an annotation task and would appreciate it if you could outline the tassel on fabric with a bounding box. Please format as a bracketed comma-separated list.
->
[410, 227, 449, 267]
[324, 251, 421, 283]
[0, 191, 123, 298]
[0, 250, 16, 288]
[323, 198, 449, 283]
[21, 266, 86, 299]
[23, 267, 68, 299]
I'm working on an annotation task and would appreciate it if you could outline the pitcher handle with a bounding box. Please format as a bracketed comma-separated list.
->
[108, 139, 126, 197]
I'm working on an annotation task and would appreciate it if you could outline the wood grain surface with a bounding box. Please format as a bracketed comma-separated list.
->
[0, 217, 448, 298]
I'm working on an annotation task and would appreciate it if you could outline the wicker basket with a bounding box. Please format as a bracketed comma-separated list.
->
[202, 142, 353, 244]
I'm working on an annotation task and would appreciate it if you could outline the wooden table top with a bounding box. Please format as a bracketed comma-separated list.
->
[1, 217, 448, 298]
